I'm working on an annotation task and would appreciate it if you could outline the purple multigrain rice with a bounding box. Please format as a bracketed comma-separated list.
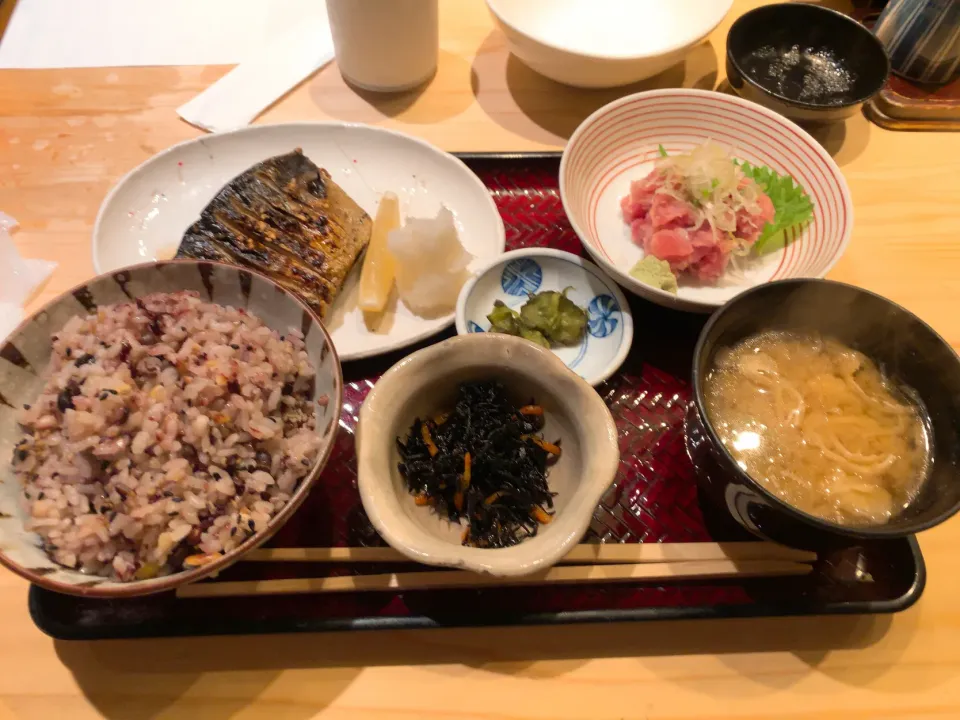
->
[12, 291, 323, 582]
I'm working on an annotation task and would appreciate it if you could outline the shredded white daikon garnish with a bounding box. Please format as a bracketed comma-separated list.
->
[654, 141, 764, 237]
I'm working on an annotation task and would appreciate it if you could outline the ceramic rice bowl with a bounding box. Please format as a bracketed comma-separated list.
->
[0, 260, 342, 597]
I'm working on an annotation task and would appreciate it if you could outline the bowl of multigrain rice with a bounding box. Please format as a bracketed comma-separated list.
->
[0, 260, 342, 597]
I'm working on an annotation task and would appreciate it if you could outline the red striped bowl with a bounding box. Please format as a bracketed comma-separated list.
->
[559, 89, 853, 312]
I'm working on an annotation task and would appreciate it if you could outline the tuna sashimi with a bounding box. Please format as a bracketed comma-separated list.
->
[649, 193, 695, 228]
[649, 229, 693, 261]
[620, 143, 777, 284]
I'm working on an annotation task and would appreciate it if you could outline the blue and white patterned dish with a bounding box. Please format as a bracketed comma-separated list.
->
[455, 249, 633, 386]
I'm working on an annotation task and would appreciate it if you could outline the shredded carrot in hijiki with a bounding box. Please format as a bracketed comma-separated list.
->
[421, 424, 439, 457]
[519, 405, 544, 416]
[453, 453, 473, 510]
[484, 491, 502, 505]
[531, 506, 553, 525]
[531, 437, 562, 456]
[414, 493, 434, 507]
[461, 452, 472, 490]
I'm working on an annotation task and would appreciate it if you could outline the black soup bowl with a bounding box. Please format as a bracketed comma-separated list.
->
[687, 279, 960, 550]
[726, 3, 890, 123]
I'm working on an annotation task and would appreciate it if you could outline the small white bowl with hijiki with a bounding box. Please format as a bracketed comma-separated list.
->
[455, 248, 633, 386]
[356, 333, 620, 577]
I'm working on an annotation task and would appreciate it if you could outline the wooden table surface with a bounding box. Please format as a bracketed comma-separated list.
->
[1, 0, 959, 717]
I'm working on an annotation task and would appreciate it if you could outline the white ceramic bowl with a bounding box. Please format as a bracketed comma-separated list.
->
[92, 122, 506, 361]
[485, 0, 734, 88]
[356, 333, 620, 577]
[455, 248, 632, 386]
[560, 88, 854, 313]
[0, 260, 342, 597]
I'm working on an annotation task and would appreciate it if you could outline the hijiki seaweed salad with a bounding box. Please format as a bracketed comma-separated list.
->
[396, 381, 560, 548]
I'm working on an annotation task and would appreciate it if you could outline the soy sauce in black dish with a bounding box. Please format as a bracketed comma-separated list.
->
[740, 44, 857, 106]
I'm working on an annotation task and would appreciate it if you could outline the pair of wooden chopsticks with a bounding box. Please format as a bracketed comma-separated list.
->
[176, 542, 816, 599]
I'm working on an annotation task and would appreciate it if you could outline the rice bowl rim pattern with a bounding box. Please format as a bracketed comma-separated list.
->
[0, 259, 343, 598]
[559, 88, 854, 311]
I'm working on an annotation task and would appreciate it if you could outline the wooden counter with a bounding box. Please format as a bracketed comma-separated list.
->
[0, 1, 958, 717]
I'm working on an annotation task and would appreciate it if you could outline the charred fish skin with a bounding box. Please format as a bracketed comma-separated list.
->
[177, 149, 372, 319]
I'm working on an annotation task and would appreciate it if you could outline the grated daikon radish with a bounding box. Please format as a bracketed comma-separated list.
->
[387, 207, 473, 316]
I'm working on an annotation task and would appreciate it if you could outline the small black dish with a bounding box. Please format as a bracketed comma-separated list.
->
[688, 279, 960, 550]
[726, 3, 891, 123]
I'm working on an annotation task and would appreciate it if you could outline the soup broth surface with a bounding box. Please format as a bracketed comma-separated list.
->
[704, 331, 929, 526]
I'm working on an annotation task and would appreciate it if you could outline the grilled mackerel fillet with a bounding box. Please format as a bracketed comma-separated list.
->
[177, 149, 372, 320]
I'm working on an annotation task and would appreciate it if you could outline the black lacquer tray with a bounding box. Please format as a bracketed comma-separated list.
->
[29, 154, 924, 639]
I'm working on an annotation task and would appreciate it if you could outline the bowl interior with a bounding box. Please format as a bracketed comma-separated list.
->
[487, 0, 732, 58]
[694, 280, 960, 536]
[728, 4, 890, 107]
[0, 260, 342, 596]
[457, 250, 632, 386]
[561, 89, 852, 311]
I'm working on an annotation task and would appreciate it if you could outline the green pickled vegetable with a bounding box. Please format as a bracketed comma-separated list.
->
[519, 326, 550, 348]
[134, 562, 160, 580]
[554, 291, 588, 344]
[519, 290, 560, 333]
[488, 301, 523, 335]
[486, 289, 587, 348]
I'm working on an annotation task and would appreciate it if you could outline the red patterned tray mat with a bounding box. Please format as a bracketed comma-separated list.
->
[253, 158, 756, 616]
[29, 156, 920, 634]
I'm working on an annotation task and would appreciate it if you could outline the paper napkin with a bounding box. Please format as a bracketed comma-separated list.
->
[177, 13, 335, 133]
[0, 214, 57, 342]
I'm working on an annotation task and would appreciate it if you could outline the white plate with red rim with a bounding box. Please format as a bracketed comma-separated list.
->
[92, 123, 506, 360]
[559, 88, 853, 312]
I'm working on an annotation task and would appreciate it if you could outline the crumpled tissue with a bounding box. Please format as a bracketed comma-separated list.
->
[0, 213, 57, 342]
